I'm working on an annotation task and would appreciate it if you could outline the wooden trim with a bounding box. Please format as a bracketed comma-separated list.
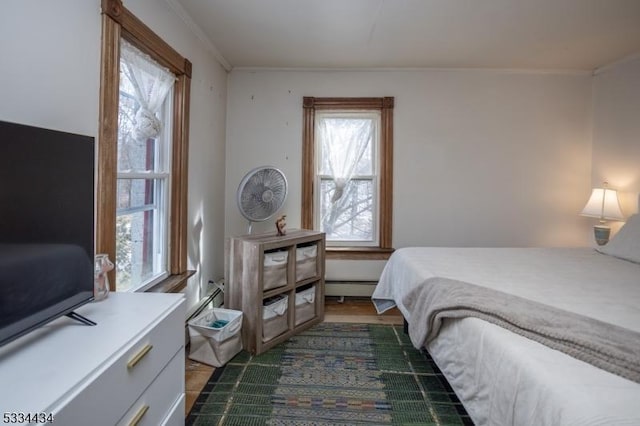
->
[301, 97, 315, 229]
[326, 247, 394, 260]
[301, 97, 394, 250]
[145, 270, 195, 294]
[304, 97, 387, 110]
[170, 74, 191, 274]
[97, 13, 121, 290]
[380, 97, 394, 249]
[101, 0, 123, 22]
[102, 0, 190, 77]
[99, 0, 192, 291]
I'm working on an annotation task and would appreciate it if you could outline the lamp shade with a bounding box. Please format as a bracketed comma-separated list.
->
[580, 188, 624, 221]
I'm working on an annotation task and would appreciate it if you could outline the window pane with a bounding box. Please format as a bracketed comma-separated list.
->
[117, 69, 160, 173]
[320, 179, 374, 242]
[117, 178, 157, 210]
[318, 117, 374, 176]
[117, 51, 172, 291]
[116, 210, 164, 291]
[116, 178, 166, 291]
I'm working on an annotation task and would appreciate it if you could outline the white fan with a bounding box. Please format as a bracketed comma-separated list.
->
[236, 166, 288, 233]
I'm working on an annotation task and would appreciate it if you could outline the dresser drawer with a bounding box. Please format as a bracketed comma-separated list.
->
[117, 350, 184, 426]
[160, 394, 185, 426]
[54, 301, 184, 426]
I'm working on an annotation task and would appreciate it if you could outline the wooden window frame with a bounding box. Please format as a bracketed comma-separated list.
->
[98, 0, 193, 292]
[302, 97, 394, 260]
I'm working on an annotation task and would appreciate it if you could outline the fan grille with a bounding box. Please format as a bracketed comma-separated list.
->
[237, 167, 287, 222]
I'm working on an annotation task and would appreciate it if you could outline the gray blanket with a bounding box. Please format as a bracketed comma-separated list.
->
[404, 277, 640, 384]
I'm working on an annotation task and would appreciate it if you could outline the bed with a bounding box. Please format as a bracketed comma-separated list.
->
[372, 211, 640, 425]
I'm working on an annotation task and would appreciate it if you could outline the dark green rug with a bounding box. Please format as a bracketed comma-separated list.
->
[186, 323, 473, 425]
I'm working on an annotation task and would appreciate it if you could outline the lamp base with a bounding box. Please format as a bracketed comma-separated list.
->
[593, 225, 611, 246]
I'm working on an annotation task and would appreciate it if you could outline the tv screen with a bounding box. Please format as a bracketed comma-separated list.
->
[0, 120, 95, 347]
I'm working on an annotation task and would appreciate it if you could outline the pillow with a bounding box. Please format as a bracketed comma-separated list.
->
[597, 213, 640, 264]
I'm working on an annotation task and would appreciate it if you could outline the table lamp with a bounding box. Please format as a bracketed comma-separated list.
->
[580, 183, 624, 245]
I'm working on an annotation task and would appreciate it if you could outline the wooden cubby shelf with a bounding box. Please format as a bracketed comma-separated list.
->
[225, 229, 326, 355]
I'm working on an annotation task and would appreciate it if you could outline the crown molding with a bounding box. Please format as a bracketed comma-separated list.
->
[231, 66, 592, 76]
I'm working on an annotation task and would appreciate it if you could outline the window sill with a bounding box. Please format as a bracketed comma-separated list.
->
[326, 247, 394, 260]
[145, 270, 196, 293]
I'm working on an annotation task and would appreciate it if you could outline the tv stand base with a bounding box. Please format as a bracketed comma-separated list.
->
[66, 311, 97, 326]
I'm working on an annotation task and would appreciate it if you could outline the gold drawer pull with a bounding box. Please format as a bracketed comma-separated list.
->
[127, 344, 153, 369]
[128, 405, 149, 426]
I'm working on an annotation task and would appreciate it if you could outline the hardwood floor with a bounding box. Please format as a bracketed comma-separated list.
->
[324, 296, 403, 325]
[184, 296, 403, 415]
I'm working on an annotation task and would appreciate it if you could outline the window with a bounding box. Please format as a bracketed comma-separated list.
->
[302, 97, 394, 259]
[115, 45, 174, 291]
[98, 0, 193, 292]
[316, 111, 379, 245]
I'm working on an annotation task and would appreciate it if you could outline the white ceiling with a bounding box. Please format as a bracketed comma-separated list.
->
[173, 0, 640, 71]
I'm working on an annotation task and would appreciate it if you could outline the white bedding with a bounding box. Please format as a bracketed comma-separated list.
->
[372, 247, 640, 426]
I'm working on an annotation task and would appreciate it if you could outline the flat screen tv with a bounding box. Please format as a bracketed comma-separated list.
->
[0, 120, 95, 347]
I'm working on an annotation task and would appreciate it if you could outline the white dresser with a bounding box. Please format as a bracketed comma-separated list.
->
[0, 292, 185, 426]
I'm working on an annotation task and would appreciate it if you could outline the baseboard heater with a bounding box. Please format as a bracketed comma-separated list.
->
[184, 283, 224, 349]
[187, 290, 220, 322]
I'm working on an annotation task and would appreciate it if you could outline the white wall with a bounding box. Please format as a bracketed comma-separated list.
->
[592, 56, 640, 218]
[225, 69, 594, 280]
[0, 1, 101, 137]
[1, 0, 228, 309]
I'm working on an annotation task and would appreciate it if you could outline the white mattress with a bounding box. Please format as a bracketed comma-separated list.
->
[372, 247, 640, 426]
